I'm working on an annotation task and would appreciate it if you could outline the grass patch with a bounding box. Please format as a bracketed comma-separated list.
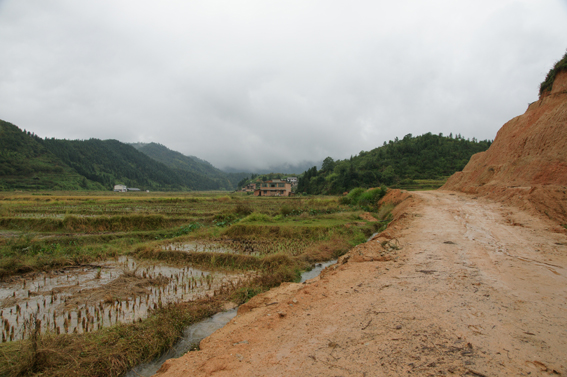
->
[223, 222, 365, 241]
[0, 223, 208, 278]
[376, 203, 395, 221]
[240, 212, 273, 223]
[0, 215, 190, 233]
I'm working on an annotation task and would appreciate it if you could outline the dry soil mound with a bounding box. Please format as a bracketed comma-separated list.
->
[442, 70, 567, 225]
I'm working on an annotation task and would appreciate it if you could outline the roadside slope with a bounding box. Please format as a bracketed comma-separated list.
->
[155, 190, 567, 376]
[442, 71, 567, 224]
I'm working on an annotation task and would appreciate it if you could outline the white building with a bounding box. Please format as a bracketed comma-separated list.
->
[113, 185, 127, 192]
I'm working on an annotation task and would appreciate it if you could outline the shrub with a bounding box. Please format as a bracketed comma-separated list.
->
[339, 196, 352, 205]
[233, 202, 253, 216]
[340, 187, 386, 207]
[279, 204, 293, 216]
[540, 50, 567, 96]
[347, 187, 366, 202]
[357, 187, 387, 208]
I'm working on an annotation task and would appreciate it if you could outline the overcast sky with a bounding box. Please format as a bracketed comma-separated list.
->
[1, 1, 566, 171]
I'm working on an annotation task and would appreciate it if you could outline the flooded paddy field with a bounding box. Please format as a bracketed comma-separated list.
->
[0, 190, 388, 377]
[0, 257, 248, 342]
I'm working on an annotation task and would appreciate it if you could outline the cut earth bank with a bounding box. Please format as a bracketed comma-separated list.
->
[155, 189, 567, 376]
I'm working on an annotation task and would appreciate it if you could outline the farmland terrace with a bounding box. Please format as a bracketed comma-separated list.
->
[0, 190, 385, 376]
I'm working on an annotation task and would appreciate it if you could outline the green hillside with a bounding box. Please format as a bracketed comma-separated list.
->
[131, 142, 248, 190]
[298, 132, 492, 194]
[0, 120, 104, 190]
[40, 138, 196, 191]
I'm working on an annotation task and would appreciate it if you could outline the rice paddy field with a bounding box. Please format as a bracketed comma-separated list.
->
[0, 190, 390, 377]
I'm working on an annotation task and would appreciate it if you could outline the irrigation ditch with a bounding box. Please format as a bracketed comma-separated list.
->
[126, 260, 337, 377]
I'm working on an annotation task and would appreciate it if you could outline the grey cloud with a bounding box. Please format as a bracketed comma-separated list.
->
[1, 0, 566, 171]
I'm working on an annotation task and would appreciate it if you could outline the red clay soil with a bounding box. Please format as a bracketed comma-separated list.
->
[442, 70, 567, 225]
[154, 189, 567, 376]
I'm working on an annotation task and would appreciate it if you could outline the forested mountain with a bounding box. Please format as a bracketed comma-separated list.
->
[0, 120, 104, 190]
[0, 119, 244, 191]
[41, 138, 197, 191]
[130, 142, 248, 189]
[298, 133, 492, 195]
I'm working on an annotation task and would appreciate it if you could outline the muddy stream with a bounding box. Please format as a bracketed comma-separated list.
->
[126, 260, 337, 377]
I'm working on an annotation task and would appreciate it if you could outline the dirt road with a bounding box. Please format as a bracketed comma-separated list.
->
[156, 191, 567, 376]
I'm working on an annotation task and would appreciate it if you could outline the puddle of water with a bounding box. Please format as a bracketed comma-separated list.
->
[300, 260, 337, 283]
[126, 308, 238, 377]
[367, 232, 379, 242]
[0, 257, 246, 342]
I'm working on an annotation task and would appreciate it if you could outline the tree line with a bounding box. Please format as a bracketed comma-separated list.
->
[298, 133, 491, 195]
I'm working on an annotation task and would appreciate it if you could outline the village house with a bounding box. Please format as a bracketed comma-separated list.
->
[286, 176, 298, 186]
[254, 179, 292, 197]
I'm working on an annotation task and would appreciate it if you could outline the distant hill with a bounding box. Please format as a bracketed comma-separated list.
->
[130, 142, 247, 189]
[298, 133, 492, 195]
[222, 160, 322, 175]
[0, 120, 104, 190]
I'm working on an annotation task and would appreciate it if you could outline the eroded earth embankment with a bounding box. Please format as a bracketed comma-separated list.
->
[442, 70, 567, 224]
[155, 190, 567, 376]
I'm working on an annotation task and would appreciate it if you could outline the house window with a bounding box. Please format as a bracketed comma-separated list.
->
[278, 183, 284, 187]
[270, 184, 276, 187]
[263, 190, 267, 194]
[262, 183, 267, 187]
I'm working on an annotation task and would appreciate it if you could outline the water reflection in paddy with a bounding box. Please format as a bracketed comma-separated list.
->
[161, 241, 240, 254]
